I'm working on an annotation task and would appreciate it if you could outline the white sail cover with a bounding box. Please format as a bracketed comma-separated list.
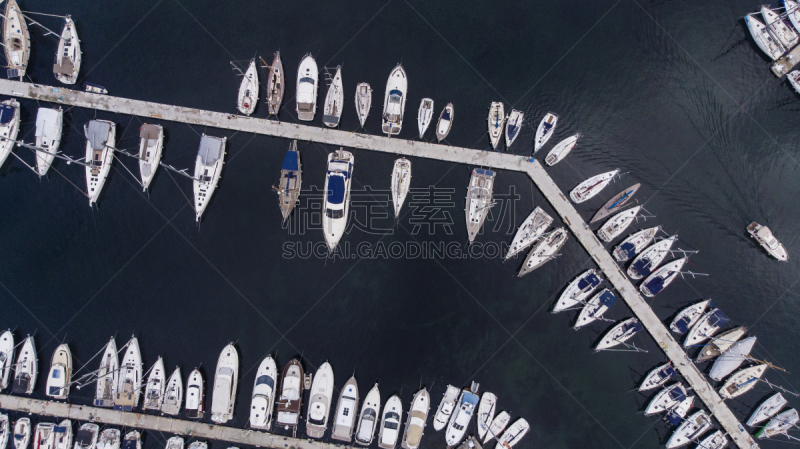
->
[35, 109, 60, 139]
[709, 337, 756, 381]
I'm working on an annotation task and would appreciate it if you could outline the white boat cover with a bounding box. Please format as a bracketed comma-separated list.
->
[35, 109, 60, 139]
[86, 121, 111, 150]
[198, 136, 223, 165]
[709, 337, 756, 381]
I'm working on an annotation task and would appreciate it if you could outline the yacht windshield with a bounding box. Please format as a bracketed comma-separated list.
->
[326, 208, 344, 219]
[300, 77, 314, 84]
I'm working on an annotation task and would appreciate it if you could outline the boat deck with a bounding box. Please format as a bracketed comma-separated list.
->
[771, 44, 800, 77]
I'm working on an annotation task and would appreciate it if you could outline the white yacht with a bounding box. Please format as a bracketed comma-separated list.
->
[483, 411, 509, 444]
[666, 411, 710, 449]
[355, 82, 372, 128]
[46, 344, 71, 399]
[757, 408, 799, 439]
[34, 107, 63, 177]
[378, 394, 402, 449]
[137, 124, 163, 191]
[277, 140, 302, 222]
[236, 58, 258, 116]
[553, 269, 603, 313]
[596, 318, 642, 351]
[14, 417, 30, 449]
[761, 6, 798, 48]
[72, 426, 98, 449]
[574, 289, 617, 329]
[323, 66, 344, 127]
[747, 222, 788, 261]
[193, 134, 226, 222]
[3, 0, 29, 80]
[120, 431, 139, 449]
[505, 109, 523, 148]
[544, 134, 579, 166]
[323, 149, 354, 252]
[696, 326, 746, 363]
[306, 362, 334, 439]
[465, 168, 496, 242]
[265, 52, 284, 116]
[163, 437, 183, 449]
[53, 16, 80, 84]
[249, 355, 278, 431]
[475, 392, 496, 441]
[436, 103, 453, 142]
[639, 257, 687, 297]
[143, 357, 166, 411]
[496, 418, 529, 449]
[638, 363, 676, 392]
[211, 343, 239, 424]
[12, 336, 36, 395]
[684, 308, 729, 348]
[296, 54, 318, 121]
[34, 423, 55, 449]
[95, 429, 119, 449]
[382, 65, 407, 135]
[275, 359, 304, 435]
[400, 388, 429, 449]
[645, 383, 687, 415]
[331, 376, 359, 442]
[445, 389, 479, 447]
[505, 207, 553, 260]
[569, 169, 619, 203]
[185, 368, 204, 419]
[0, 330, 14, 390]
[94, 338, 118, 407]
[114, 336, 142, 411]
[161, 367, 183, 415]
[417, 98, 433, 138]
[517, 227, 568, 277]
[355, 383, 380, 446]
[533, 113, 558, 152]
[669, 300, 710, 334]
[747, 393, 787, 426]
[487, 102, 505, 149]
[84, 120, 116, 207]
[53, 420, 72, 449]
[0, 100, 20, 168]
[745, 14, 785, 60]
[709, 337, 757, 381]
[597, 207, 640, 242]
[627, 235, 678, 279]
[432, 385, 459, 431]
[612, 226, 660, 262]
[719, 364, 768, 399]
[391, 158, 411, 218]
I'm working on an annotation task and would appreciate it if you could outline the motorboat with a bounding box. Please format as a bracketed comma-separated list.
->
[665, 411, 710, 448]
[137, 124, 163, 191]
[73, 424, 99, 449]
[669, 300, 711, 334]
[640, 258, 687, 297]
[34, 107, 63, 177]
[322, 66, 344, 127]
[487, 102, 505, 149]
[94, 338, 118, 407]
[432, 385, 459, 431]
[193, 134, 227, 221]
[645, 383, 687, 415]
[483, 411, 509, 444]
[475, 392, 496, 441]
[789, 70, 800, 94]
[322, 149, 354, 252]
[696, 431, 727, 449]
[236, 59, 258, 115]
[378, 395, 402, 449]
[163, 437, 183, 449]
[569, 169, 619, 203]
[210, 343, 239, 423]
[696, 326, 747, 363]
[14, 417, 30, 449]
[331, 376, 359, 442]
[265, 52, 284, 116]
[275, 359, 304, 435]
[3, 0, 29, 80]
[436, 103, 453, 142]
[465, 168, 496, 242]
[12, 336, 36, 395]
[355, 82, 372, 128]
[638, 363, 676, 392]
[757, 408, 798, 439]
[0, 100, 20, 168]
[597, 207, 640, 242]
[296, 54, 318, 121]
[747, 393, 787, 426]
[719, 364, 768, 399]
[761, 6, 798, 48]
[684, 308, 729, 348]
[0, 330, 13, 390]
[496, 418, 529, 449]
[574, 289, 617, 329]
[417, 98, 433, 138]
[94, 429, 119, 449]
[53, 420, 72, 449]
[533, 113, 558, 152]
[745, 14, 785, 60]
[544, 134, 579, 166]
[34, 423, 55, 449]
[355, 383, 380, 446]
[590, 183, 641, 223]
[114, 336, 142, 411]
[161, 367, 183, 415]
[391, 158, 411, 217]
[445, 389, 479, 447]
[747, 222, 787, 261]
[517, 227, 568, 277]
[786, 0, 800, 32]
[120, 431, 139, 449]
[276, 140, 302, 222]
[46, 344, 72, 399]
[143, 357, 165, 411]
[612, 226, 660, 262]
[306, 362, 335, 439]
[185, 368, 204, 419]
[382, 65, 407, 135]
[84, 120, 116, 206]
[553, 269, 603, 313]
[400, 388, 429, 449]
[504, 207, 553, 260]
[627, 235, 678, 280]
[505, 109, 523, 148]
[595, 318, 642, 350]
[249, 355, 278, 431]
[83, 83, 107, 95]
[709, 337, 757, 381]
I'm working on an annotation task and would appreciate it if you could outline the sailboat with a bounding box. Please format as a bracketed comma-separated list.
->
[276, 140, 301, 222]
[378, 395, 403, 449]
[638, 363, 676, 392]
[761, 6, 798, 49]
[296, 54, 319, 121]
[84, 120, 116, 206]
[185, 368, 204, 419]
[475, 392, 496, 441]
[612, 226, 660, 262]
[322, 148, 354, 252]
[590, 183, 641, 223]
[639, 257, 687, 297]
[669, 299, 710, 334]
[53, 420, 71, 449]
[0, 99, 20, 168]
[382, 65, 407, 135]
[275, 359, 304, 435]
[323, 66, 344, 127]
[34, 107, 63, 177]
[400, 388, 429, 449]
[505, 109, 523, 148]
[0, 330, 13, 391]
[709, 337, 756, 381]
[666, 411, 710, 448]
[249, 355, 278, 430]
[163, 437, 183, 449]
[745, 14, 785, 60]
[627, 235, 678, 279]
[355, 83, 372, 128]
[553, 269, 603, 313]
[73, 424, 99, 449]
[574, 289, 617, 329]
[757, 408, 799, 439]
[0, 418, 8, 449]
[684, 308, 729, 348]
[53, 16, 80, 84]
[533, 113, 558, 152]
[94, 338, 118, 407]
[193, 134, 227, 221]
[487, 102, 505, 149]
[2, 0, 29, 80]
[465, 168, 496, 242]
[306, 362, 334, 439]
[432, 385, 459, 431]
[645, 383, 687, 415]
[787, 0, 800, 32]
[114, 336, 142, 411]
[483, 411, 510, 444]
[569, 169, 619, 203]
[544, 134, 579, 166]
[696, 326, 747, 363]
[34, 423, 55, 449]
[496, 418, 529, 449]
[391, 158, 411, 217]
[595, 318, 642, 350]
[747, 392, 788, 426]
[45, 344, 71, 399]
[13, 417, 29, 449]
[137, 124, 163, 191]
[444, 389, 479, 447]
[355, 383, 380, 446]
[12, 336, 36, 395]
[264, 52, 284, 116]
[142, 356, 166, 411]
[719, 364, 768, 399]
[436, 103, 453, 142]
[160, 367, 183, 415]
[597, 207, 641, 242]
[417, 98, 433, 139]
[331, 376, 359, 442]
[505, 207, 553, 260]
[517, 228, 568, 277]
[210, 343, 239, 424]
[237, 59, 258, 116]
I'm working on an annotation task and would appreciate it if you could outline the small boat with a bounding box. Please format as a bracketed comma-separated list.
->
[436, 103, 454, 142]
[517, 227, 568, 277]
[378, 395, 402, 449]
[597, 207, 640, 242]
[143, 357, 166, 411]
[14, 418, 30, 449]
[553, 269, 603, 313]
[95, 429, 119, 449]
[417, 98, 434, 138]
[505, 207, 553, 260]
[113, 336, 142, 411]
[638, 363, 676, 392]
[46, 344, 72, 399]
[84, 120, 116, 207]
[184, 368, 204, 419]
[355, 83, 372, 128]
[432, 385, 460, 431]
[0, 330, 13, 390]
[306, 362, 334, 439]
[483, 411, 510, 444]
[761, 6, 798, 49]
[164, 437, 183, 449]
[53, 17, 80, 81]
[670, 300, 711, 334]
[237, 59, 258, 116]
[120, 432, 139, 449]
[160, 367, 183, 415]
[34, 423, 55, 449]
[596, 318, 642, 350]
[265, 52, 284, 116]
[574, 289, 617, 329]
[696, 431, 727, 449]
[719, 364, 768, 399]
[505, 109, 523, 148]
[249, 355, 278, 431]
[355, 383, 381, 446]
[747, 393, 787, 426]
[331, 376, 359, 442]
[137, 123, 163, 191]
[400, 388, 430, 449]
[53, 421, 71, 449]
[0, 100, 21, 168]
[757, 408, 799, 439]
[745, 14, 785, 60]
[391, 158, 412, 217]
[34, 107, 63, 177]
[496, 418, 529, 449]
[2, 0, 29, 80]
[445, 389, 479, 447]
[627, 235, 678, 280]
[569, 169, 619, 203]
[533, 113, 558, 152]
[193, 134, 227, 222]
[747, 222, 787, 261]
[640, 257, 687, 297]
[276, 140, 302, 222]
[12, 336, 36, 395]
[612, 226, 660, 262]
[786, 0, 800, 32]
[94, 338, 118, 407]
[544, 134, 579, 166]
[684, 308, 729, 348]
[210, 343, 239, 424]
[590, 183, 641, 223]
[645, 383, 687, 415]
[709, 337, 757, 381]
[465, 168, 496, 242]
[696, 326, 747, 363]
[666, 411, 711, 448]
[83, 83, 107, 95]
[73, 424, 99, 449]
[487, 102, 505, 149]
[382, 65, 407, 135]
[323, 66, 344, 127]
[789, 70, 800, 94]
[322, 149, 354, 252]
[275, 359, 304, 435]
[296, 54, 319, 121]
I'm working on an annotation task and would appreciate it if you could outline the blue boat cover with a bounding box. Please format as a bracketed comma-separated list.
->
[475, 168, 495, 177]
[577, 273, 601, 291]
[656, 366, 677, 382]
[668, 388, 686, 402]
[618, 242, 637, 259]
[644, 277, 666, 295]
[609, 190, 633, 210]
[599, 291, 617, 307]
[673, 317, 693, 334]
[54, 427, 67, 433]
[442, 109, 451, 121]
[542, 122, 553, 132]
[631, 258, 652, 277]
[665, 409, 683, 426]
[389, 89, 402, 97]
[327, 175, 345, 204]
[623, 321, 643, 334]
[282, 151, 299, 171]
[462, 391, 479, 406]
[708, 310, 730, 328]
[0, 105, 14, 124]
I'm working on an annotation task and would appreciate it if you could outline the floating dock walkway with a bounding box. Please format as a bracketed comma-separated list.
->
[0, 80, 757, 449]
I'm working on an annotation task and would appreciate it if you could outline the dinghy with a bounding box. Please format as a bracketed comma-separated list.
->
[391, 158, 411, 217]
[355, 383, 380, 446]
[0, 100, 20, 168]
[505, 109, 523, 148]
[787, 0, 800, 32]
[445, 389, 478, 447]
[544, 134, 579, 166]
[597, 207, 640, 242]
[74, 424, 99, 449]
[355, 83, 372, 128]
[275, 359, 304, 435]
[475, 392, 496, 441]
[322, 149, 354, 252]
[94, 338, 118, 407]
[161, 367, 183, 415]
[627, 236, 678, 280]
[34, 107, 63, 177]
[296, 54, 319, 121]
[53, 420, 72, 449]
[696, 431, 727, 449]
[34, 423, 55, 449]
[417, 98, 433, 138]
[517, 228, 568, 277]
[3, 0, 29, 80]
[533, 113, 558, 152]
[143, 357, 165, 411]
[745, 14, 785, 60]
[138, 124, 163, 191]
[95, 429, 119, 449]
[483, 411, 510, 444]
[185, 368, 204, 419]
[638, 363, 676, 392]
[465, 168, 496, 242]
[84, 120, 116, 206]
[400, 388, 429, 449]
[504, 207, 553, 260]
[487, 102, 505, 149]
[761, 6, 798, 49]
[0, 330, 13, 390]
[121, 431, 139, 449]
[249, 355, 278, 430]
[719, 364, 768, 399]
[164, 437, 183, 449]
[193, 134, 227, 222]
[382, 65, 407, 135]
[640, 257, 687, 297]
[574, 289, 617, 329]
[237, 59, 258, 116]
[436, 103, 454, 142]
[696, 326, 747, 363]
[13, 417, 29, 449]
[306, 362, 334, 439]
[46, 344, 71, 399]
[670, 300, 710, 334]
[595, 318, 642, 351]
[496, 418, 529, 449]
[645, 383, 687, 415]
[331, 376, 359, 442]
[553, 269, 602, 313]
[747, 393, 787, 426]
[114, 336, 142, 411]
[265, 52, 284, 116]
[747, 222, 788, 261]
[276, 140, 301, 222]
[378, 395, 403, 449]
[83, 83, 108, 95]
[323, 66, 344, 127]
[612, 226, 660, 262]
[590, 183, 641, 223]
[757, 408, 798, 439]
[12, 336, 35, 395]
[666, 411, 710, 448]
[684, 308, 729, 348]
[569, 169, 619, 203]
[709, 337, 756, 381]
[210, 343, 239, 424]
[432, 385, 460, 431]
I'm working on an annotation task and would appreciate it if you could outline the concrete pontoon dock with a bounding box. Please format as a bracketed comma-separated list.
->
[0, 80, 757, 448]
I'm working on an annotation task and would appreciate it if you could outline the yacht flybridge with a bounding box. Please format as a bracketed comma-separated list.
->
[0, 100, 20, 169]
[465, 168, 496, 243]
[323, 66, 344, 128]
[185, 368, 204, 419]
[323, 149, 354, 252]
[264, 52, 284, 116]
[193, 134, 226, 222]
[94, 338, 118, 407]
[45, 344, 71, 399]
[331, 376, 359, 442]
[84, 120, 116, 206]
[34, 107, 62, 177]
[275, 359, 304, 436]
[355, 383, 380, 445]
[114, 336, 142, 411]
[249, 355, 278, 431]
[382, 65, 407, 135]
[53, 16, 80, 84]
[400, 388, 429, 449]
[211, 343, 239, 424]
[296, 54, 319, 121]
[306, 362, 334, 439]
[3, 0, 29, 80]
[137, 124, 163, 191]
[378, 395, 402, 449]
[236, 59, 258, 116]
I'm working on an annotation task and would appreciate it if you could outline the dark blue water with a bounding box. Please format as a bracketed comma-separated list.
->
[1, 0, 800, 448]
